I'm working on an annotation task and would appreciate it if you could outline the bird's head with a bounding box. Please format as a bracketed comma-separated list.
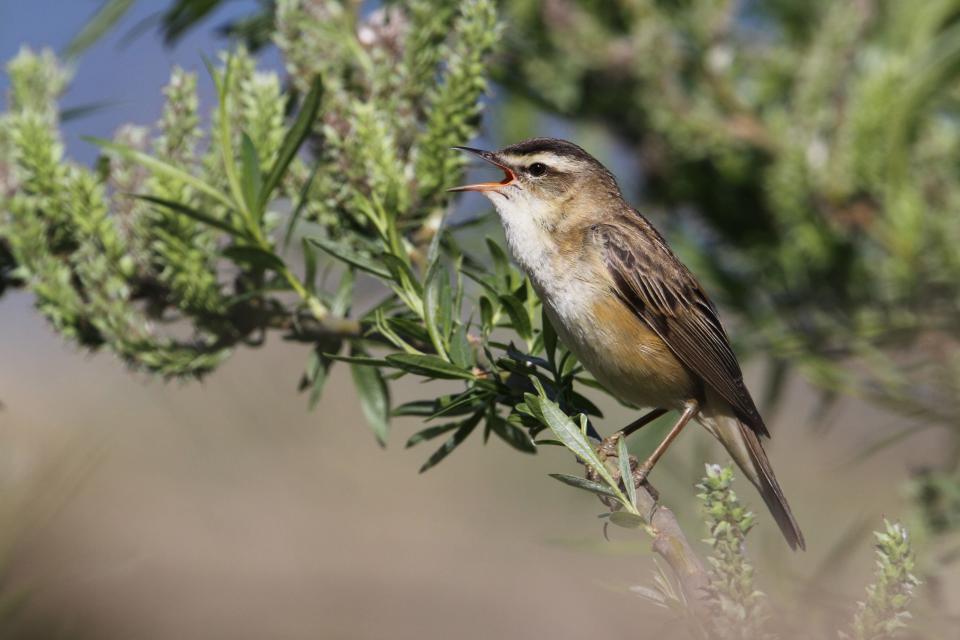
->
[449, 138, 620, 228]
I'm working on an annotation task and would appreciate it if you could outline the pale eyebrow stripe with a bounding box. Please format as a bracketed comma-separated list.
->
[500, 153, 583, 172]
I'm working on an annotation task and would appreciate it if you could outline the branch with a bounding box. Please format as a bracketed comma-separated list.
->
[599, 446, 712, 619]
[636, 480, 712, 618]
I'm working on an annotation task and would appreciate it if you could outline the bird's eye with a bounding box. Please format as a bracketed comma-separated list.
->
[527, 162, 547, 177]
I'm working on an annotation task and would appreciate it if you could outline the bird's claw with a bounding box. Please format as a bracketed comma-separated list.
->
[598, 431, 623, 459]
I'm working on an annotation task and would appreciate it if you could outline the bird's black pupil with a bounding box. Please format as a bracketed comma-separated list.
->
[528, 162, 547, 176]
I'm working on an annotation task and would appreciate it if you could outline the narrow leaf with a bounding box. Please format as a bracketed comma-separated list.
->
[240, 132, 263, 215]
[419, 413, 481, 472]
[350, 353, 390, 446]
[259, 76, 324, 213]
[542, 306, 557, 365]
[549, 473, 621, 499]
[489, 414, 537, 453]
[609, 511, 646, 529]
[222, 245, 286, 272]
[87, 139, 235, 210]
[307, 237, 391, 279]
[617, 437, 637, 507]
[65, 0, 135, 57]
[283, 160, 321, 251]
[405, 422, 460, 448]
[133, 194, 243, 236]
[324, 353, 387, 366]
[525, 392, 632, 509]
[385, 353, 474, 380]
[499, 294, 532, 340]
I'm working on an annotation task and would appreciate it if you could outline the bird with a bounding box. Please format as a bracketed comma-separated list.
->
[450, 137, 805, 550]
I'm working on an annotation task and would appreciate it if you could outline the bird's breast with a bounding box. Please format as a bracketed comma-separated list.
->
[537, 279, 696, 411]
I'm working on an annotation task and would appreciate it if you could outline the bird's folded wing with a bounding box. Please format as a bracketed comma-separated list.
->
[594, 220, 767, 437]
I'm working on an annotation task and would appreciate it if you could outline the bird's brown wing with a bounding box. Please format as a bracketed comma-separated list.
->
[594, 218, 768, 437]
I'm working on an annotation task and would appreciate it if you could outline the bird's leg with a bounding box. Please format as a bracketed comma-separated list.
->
[634, 400, 699, 483]
[621, 407, 669, 439]
[598, 408, 668, 457]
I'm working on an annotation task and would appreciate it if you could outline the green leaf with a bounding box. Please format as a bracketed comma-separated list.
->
[488, 414, 536, 453]
[405, 422, 461, 448]
[423, 257, 449, 360]
[524, 390, 633, 511]
[617, 436, 637, 507]
[385, 353, 474, 380]
[324, 353, 387, 366]
[426, 388, 486, 420]
[240, 132, 263, 215]
[302, 237, 318, 292]
[570, 391, 604, 418]
[392, 400, 438, 417]
[65, 0, 135, 58]
[419, 413, 481, 472]
[350, 352, 390, 446]
[549, 473, 621, 499]
[541, 307, 557, 365]
[259, 76, 324, 214]
[283, 160, 321, 251]
[222, 245, 286, 273]
[448, 325, 472, 369]
[132, 194, 243, 236]
[479, 296, 494, 332]
[87, 138, 235, 210]
[299, 347, 336, 410]
[381, 254, 423, 297]
[609, 511, 646, 529]
[499, 294, 532, 340]
[307, 237, 391, 279]
[331, 267, 354, 317]
[213, 54, 248, 222]
[486, 236, 511, 286]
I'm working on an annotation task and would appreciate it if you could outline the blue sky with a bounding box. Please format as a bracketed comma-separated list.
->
[0, 1, 276, 163]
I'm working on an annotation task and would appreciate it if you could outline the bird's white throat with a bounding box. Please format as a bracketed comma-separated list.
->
[485, 188, 559, 288]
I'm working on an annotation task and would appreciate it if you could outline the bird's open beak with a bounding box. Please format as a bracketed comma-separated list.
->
[448, 146, 516, 192]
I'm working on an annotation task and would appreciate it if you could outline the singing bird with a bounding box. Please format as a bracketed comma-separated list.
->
[451, 138, 804, 550]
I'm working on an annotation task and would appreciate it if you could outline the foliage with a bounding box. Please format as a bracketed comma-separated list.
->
[634, 466, 919, 640]
[698, 464, 770, 640]
[490, 0, 960, 569]
[50, 2, 960, 548]
[841, 521, 921, 640]
[0, 1, 946, 634]
[0, 0, 502, 384]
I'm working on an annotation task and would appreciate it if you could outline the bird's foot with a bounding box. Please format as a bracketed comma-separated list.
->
[597, 431, 623, 459]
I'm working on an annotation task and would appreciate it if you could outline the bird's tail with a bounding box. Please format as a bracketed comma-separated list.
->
[699, 399, 805, 551]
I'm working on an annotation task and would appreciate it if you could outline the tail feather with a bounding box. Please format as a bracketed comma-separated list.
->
[700, 402, 805, 551]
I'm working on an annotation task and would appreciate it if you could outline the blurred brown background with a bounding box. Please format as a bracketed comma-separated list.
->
[2, 286, 949, 639]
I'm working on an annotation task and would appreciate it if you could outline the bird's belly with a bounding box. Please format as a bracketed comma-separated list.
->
[541, 285, 695, 410]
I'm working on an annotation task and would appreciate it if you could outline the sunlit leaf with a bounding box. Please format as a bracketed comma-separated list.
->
[524, 389, 633, 511]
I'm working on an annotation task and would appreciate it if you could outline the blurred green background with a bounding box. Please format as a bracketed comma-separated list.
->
[2, 1, 959, 637]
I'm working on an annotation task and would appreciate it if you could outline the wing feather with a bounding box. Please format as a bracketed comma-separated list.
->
[595, 218, 768, 437]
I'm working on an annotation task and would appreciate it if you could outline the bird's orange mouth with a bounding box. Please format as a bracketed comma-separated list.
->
[448, 146, 516, 192]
